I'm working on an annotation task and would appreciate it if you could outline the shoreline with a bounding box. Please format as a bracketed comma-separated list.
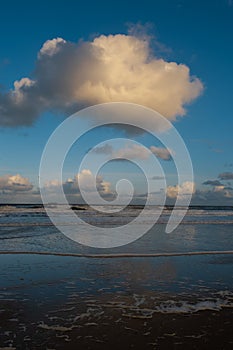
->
[0, 250, 233, 258]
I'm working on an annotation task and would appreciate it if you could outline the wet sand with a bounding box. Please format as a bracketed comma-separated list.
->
[0, 253, 233, 349]
[1, 298, 233, 349]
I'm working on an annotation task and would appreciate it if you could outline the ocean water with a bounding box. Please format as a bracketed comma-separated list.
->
[0, 205, 233, 348]
[0, 204, 233, 255]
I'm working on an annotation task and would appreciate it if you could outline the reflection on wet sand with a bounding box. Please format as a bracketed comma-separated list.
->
[0, 253, 233, 349]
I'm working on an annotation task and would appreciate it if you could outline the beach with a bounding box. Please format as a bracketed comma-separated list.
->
[0, 205, 233, 349]
[1, 252, 233, 349]
[1, 1, 233, 348]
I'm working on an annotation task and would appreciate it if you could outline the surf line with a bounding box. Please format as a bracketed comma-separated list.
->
[0, 250, 233, 258]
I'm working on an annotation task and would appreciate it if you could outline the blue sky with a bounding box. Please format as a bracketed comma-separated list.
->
[0, 0, 233, 204]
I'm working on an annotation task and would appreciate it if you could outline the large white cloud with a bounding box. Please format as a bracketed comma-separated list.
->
[0, 33, 203, 127]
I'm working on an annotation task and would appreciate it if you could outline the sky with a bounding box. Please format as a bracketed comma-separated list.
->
[0, 0, 233, 204]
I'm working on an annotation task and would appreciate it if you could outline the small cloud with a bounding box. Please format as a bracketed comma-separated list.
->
[212, 148, 223, 153]
[151, 175, 165, 180]
[166, 181, 195, 199]
[150, 146, 172, 160]
[113, 144, 150, 160]
[192, 185, 233, 205]
[213, 185, 225, 192]
[224, 186, 233, 190]
[224, 162, 233, 168]
[44, 169, 112, 197]
[111, 144, 172, 161]
[0, 174, 33, 192]
[219, 172, 233, 180]
[108, 158, 129, 163]
[91, 144, 113, 155]
[203, 180, 223, 186]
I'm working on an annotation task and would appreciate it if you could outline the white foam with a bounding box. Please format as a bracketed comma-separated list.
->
[38, 323, 74, 332]
[154, 298, 233, 314]
[87, 291, 233, 316]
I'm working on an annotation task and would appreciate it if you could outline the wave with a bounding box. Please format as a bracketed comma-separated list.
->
[0, 223, 54, 227]
[1, 220, 233, 227]
[0, 205, 18, 211]
[1, 204, 233, 211]
[99, 297, 233, 317]
[70, 291, 233, 316]
[153, 299, 233, 314]
[0, 250, 233, 258]
[107, 299, 233, 316]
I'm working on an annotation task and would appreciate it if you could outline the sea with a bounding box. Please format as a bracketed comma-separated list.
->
[0, 204, 233, 348]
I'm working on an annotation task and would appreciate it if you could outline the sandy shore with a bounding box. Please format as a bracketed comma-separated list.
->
[0, 253, 233, 349]
[1, 298, 233, 349]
